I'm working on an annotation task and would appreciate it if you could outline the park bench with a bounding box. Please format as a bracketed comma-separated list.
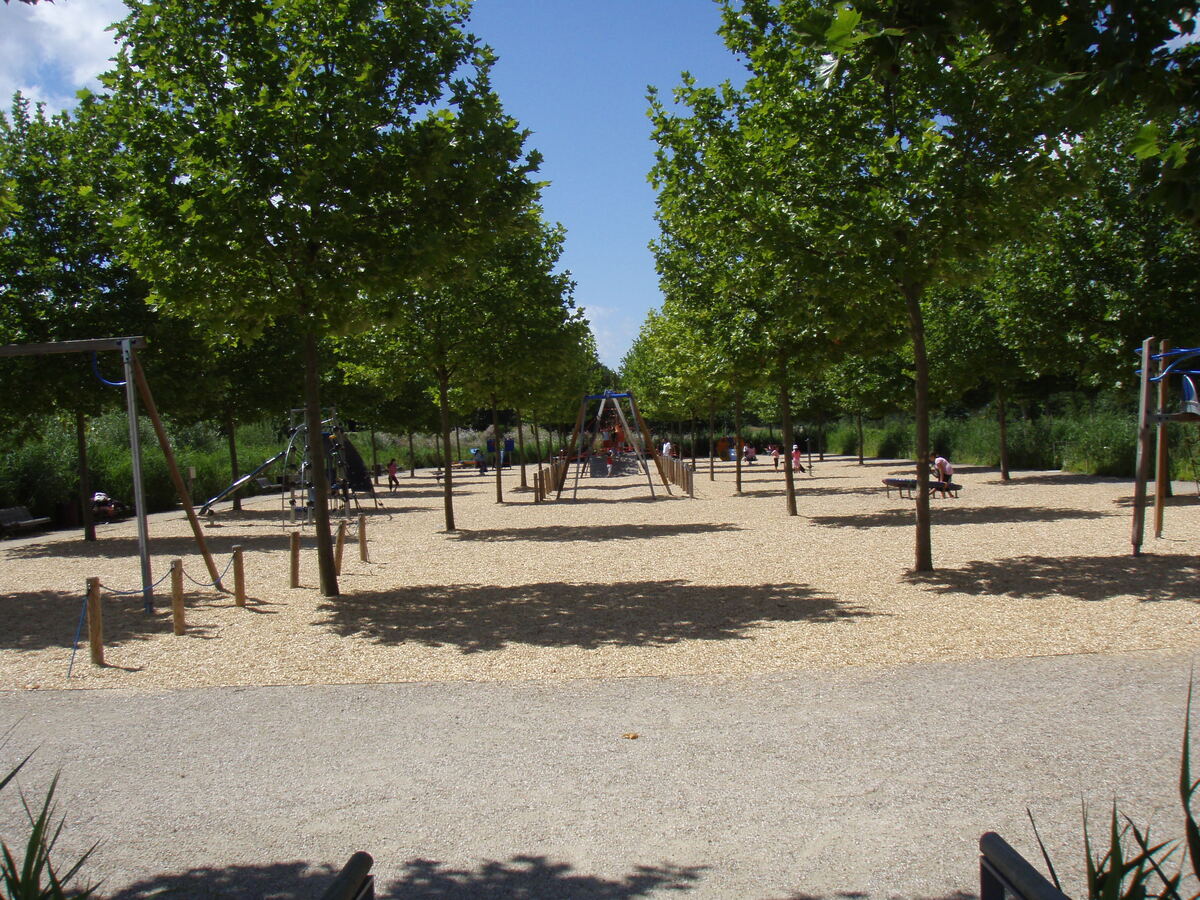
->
[318, 852, 374, 900]
[0, 506, 52, 537]
[979, 832, 1068, 900]
[882, 478, 962, 499]
[434, 460, 479, 483]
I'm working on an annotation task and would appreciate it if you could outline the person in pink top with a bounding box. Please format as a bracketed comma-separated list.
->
[790, 445, 805, 473]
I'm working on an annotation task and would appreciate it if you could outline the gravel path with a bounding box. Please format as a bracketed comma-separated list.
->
[0, 457, 1197, 691]
[0, 648, 1195, 899]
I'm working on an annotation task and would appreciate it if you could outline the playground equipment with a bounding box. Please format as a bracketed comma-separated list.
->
[0, 336, 222, 611]
[200, 408, 378, 521]
[1130, 338, 1200, 555]
[556, 391, 669, 501]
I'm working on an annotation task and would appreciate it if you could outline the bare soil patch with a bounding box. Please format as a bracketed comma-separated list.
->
[1, 456, 1196, 691]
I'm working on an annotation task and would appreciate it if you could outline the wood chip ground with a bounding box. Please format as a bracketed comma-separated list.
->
[1, 457, 1196, 692]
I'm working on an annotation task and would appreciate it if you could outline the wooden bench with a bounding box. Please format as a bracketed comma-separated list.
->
[434, 461, 480, 483]
[0, 506, 52, 537]
[882, 478, 963, 499]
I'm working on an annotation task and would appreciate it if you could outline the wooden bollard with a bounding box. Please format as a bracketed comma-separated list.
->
[335, 520, 347, 575]
[170, 558, 186, 635]
[358, 514, 368, 562]
[86, 577, 104, 666]
[290, 530, 301, 587]
[233, 545, 246, 606]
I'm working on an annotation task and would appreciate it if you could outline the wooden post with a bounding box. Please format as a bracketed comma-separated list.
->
[290, 530, 301, 587]
[86, 577, 104, 666]
[1131, 336, 1156, 556]
[131, 356, 224, 589]
[233, 545, 246, 606]
[1154, 339, 1171, 538]
[358, 514, 368, 562]
[335, 520, 347, 575]
[170, 558, 186, 635]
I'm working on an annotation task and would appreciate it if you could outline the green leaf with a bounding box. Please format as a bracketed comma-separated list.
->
[1128, 123, 1161, 160]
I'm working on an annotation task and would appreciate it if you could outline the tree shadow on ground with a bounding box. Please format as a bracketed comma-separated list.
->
[0, 588, 219, 651]
[776, 893, 976, 900]
[1007, 473, 1125, 486]
[318, 579, 868, 652]
[106, 855, 706, 899]
[1111, 493, 1200, 508]
[809, 506, 1110, 530]
[386, 855, 705, 898]
[448, 523, 740, 543]
[909, 553, 1200, 603]
[794, 486, 889, 498]
[6, 531, 309, 561]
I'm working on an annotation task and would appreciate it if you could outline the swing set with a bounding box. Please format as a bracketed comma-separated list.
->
[556, 390, 670, 500]
[0, 336, 222, 611]
[1130, 337, 1200, 556]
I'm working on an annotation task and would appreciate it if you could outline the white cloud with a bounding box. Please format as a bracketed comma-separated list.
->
[0, 0, 126, 113]
[582, 303, 640, 370]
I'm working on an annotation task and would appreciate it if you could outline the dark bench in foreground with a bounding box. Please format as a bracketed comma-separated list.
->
[0, 506, 51, 537]
[980, 832, 1068, 900]
[319, 852, 374, 900]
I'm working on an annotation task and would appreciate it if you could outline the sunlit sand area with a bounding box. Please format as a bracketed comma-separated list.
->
[1, 456, 1197, 692]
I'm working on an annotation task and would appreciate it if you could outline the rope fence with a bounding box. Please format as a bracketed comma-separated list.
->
[67, 519, 374, 676]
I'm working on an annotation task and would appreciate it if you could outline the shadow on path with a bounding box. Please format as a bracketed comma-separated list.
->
[0, 589, 219, 651]
[810, 506, 1110, 530]
[6, 529, 338, 561]
[318, 580, 868, 652]
[448, 523, 740, 543]
[107, 855, 706, 899]
[911, 553, 1200, 603]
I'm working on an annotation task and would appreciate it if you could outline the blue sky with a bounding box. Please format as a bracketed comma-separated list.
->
[1, 0, 748, 367]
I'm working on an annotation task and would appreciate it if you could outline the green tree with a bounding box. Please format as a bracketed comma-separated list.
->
[103, 0, 539, 593]
[0, 95, 154, 539]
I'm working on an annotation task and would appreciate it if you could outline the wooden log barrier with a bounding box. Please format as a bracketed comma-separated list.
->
[86, 577, 104, 666]
[358, 514, 368, 562]
[233, 545, 246, 607]
[335, 520, 347, 575]
[170, 561, 186, 638]
[290, 530, 301, 588]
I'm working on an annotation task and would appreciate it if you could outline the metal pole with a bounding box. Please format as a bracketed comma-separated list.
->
[122, 339, 154, 612]
[1131, 336, 1155, 556]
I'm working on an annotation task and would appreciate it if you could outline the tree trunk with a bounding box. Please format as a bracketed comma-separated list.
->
[778, 356, 797, 517]
[491, 396, 503, 503]
[75, 408, 95, 542]
[516, 408, 528, 488]
[369, 429, 378, 484]
[857, 412, 864, 465]
[455, 426, 462, 462]
[436, 368, 456, 531]
[817, 410, 826, 461]
[708, 396, 716, 481]
[690, 411, 697, 469]
[303, 330, 338, 597]
[734, 391, 743, 495]
[533, 411, 543, 464]
[997, 386, 1010, 482]
[408, 431, 416, 477]
[226, 410, 242, 512]
[903, 282, 933, 572]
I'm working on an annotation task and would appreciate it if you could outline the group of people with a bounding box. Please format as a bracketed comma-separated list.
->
[764, 444, 806, 473]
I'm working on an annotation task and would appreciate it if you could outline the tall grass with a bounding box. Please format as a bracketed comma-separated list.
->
[818, 409, 1198, 480]
[0, 414, 572, 521]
